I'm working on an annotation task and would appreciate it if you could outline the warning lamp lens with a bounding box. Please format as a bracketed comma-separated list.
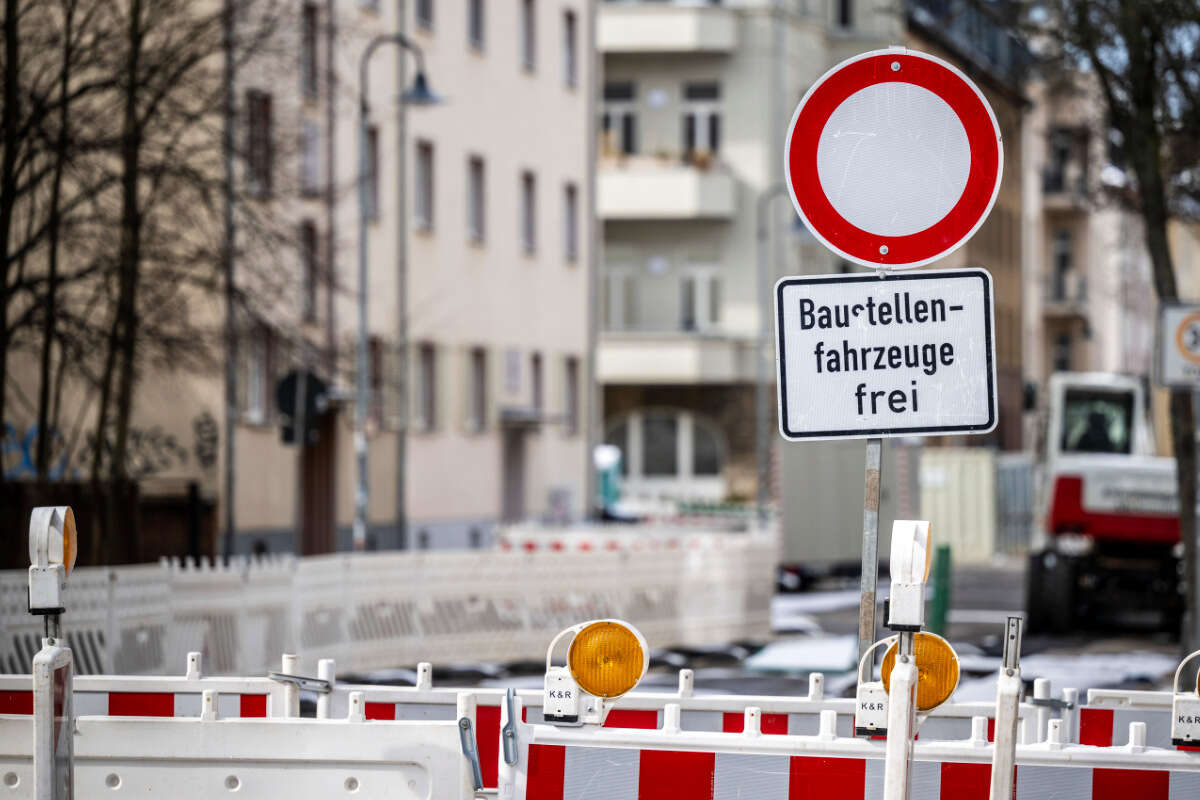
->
[567, 621, 645, 698]
[62, 508, 77, 574]
[881, 632, 959, 711]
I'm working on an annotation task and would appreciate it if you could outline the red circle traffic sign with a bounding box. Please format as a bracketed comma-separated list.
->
[785, 49, 1002, 270]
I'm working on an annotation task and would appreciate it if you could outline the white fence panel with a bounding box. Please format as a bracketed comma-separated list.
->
[0, 529, 776, 676]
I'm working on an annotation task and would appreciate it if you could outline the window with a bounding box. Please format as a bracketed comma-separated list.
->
[1060, 389, 1134, 455]
[365, 126, 380, 220]
[468, 0, 484, 49]
[467, 156, 485, 243]
[563, 10, 577, 87]
[301, 4, 318, 99]
[603, 270, 637, 330]
[642, 414, 678, 476]
[417, 529, 430, 549]
[683, 82, 720, 161]
[1052, 333, 1072, 372]
[300, 121, 320, 196]
[469, 527, 482, 548]
[681, 277, 696, 331]
[1046, 128, 1073, 192]
[417, 343, 437, 430]
[563, 183, 578, 262]
[415, 140, 434, 230]
[245, 89, 273, 198]
[469, 347, 487, 432]
[693, 421, 721, 476]
[836, 0, 853, 28]
[369, 336, 384, 423]
[604, 420, 629, 476]
[530, 352, 543, 412]
[239, 322, 274, 424]
[709, 276, 721, 327]
[1052, 230, 1072, 300]
[300, 219, 317, 322]
[681, 270, 719, 331]
[416, 0, 432, 29]
[602, 81, 637, 156]
[521, 0, 536, 69]
[564, 356, 579, 435]
[521, 171, 536, 254]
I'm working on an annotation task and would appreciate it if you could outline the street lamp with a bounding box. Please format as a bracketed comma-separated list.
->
[355, 34, 440, 551]
[755, 183, 789, 528]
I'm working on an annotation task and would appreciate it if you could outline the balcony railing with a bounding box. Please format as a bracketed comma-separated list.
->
[598, 1, 736, 53]
[598, 155, 735, 220]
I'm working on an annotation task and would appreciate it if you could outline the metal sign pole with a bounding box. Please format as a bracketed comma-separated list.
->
[858, 437, 883, 664]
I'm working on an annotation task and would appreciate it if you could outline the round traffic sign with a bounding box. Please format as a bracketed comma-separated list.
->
[1176, 311, 1200, 365]
[785, 49, 1002, 270]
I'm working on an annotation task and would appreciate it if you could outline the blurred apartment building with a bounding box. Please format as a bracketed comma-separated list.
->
[0, 0, 597, 562]
[597, 0, 900, 507]
[597, 0, 1029, 523]
[226, 0, 596, 554]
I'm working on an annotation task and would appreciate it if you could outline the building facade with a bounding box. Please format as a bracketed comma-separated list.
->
[229, 0, 597, 554]
[596, 0, 900, 506]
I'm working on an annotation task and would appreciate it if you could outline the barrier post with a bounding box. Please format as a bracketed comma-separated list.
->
[882, 631, 917, 800]
[990, 616, 1023, 800]
[496, 692, 526, 800]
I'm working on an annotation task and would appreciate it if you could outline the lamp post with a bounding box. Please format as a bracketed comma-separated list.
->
[755, 183, 789, 528]
[355, 35, 439, 551]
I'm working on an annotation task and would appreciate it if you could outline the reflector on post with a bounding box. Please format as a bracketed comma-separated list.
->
[543, 619, 648, 726]
[880, 631, 959, 712]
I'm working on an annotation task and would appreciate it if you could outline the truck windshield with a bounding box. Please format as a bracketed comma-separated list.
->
[1060, 389, 1134, 454]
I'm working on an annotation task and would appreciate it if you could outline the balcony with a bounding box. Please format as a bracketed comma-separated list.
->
[598, 330, 758, 385]
[1043, 272, 1088, 319]
[598, 3, 736, 54]
[1042, 167, 1089, 213]
[598, 157, 736, 220]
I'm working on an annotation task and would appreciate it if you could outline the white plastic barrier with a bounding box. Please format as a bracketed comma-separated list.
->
[0, 528, 775, 677]
[0, 702, 473, 799]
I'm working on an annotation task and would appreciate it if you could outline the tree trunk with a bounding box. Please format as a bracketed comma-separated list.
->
[1131, 92, 1198, 652]
[111, 0, 143, 493]
[36, 0, 76, 482]
[0, 0, 20, 460]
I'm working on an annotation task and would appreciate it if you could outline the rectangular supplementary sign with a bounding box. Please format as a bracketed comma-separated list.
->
[775, 269, 997, 441]
[1157, 304, 1200, 387]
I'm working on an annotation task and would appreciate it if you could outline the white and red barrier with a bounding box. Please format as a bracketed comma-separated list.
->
[499, 696, 1200, 800]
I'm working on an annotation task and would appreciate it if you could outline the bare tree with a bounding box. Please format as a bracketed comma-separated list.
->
[1023, 0, 1200, 646]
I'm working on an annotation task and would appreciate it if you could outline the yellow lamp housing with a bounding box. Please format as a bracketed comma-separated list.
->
[27, 506, 78, 617]
[881, 631, 959, 712]
[543, 619, 649, 726]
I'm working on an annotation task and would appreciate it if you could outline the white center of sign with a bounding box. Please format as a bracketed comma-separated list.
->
[816, 82, 971, 238]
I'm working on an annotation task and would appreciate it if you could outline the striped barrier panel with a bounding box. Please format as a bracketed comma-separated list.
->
[0, 653, 276, 719]
[521, 746, 1200, 800]
[501, 699, 1200, 800]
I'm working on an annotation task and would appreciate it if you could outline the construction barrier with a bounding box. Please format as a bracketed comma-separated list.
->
[0, 651, 1134, 793]
[499, 696, 1200, 800]
[0, 699, 474, 799]
[0, 526, 776, 677]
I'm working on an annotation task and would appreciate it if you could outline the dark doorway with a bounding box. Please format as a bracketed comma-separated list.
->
[300, 412, 336, 554]
[501, 428, 526, 523]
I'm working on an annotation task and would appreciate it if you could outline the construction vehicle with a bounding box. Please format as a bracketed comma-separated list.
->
[1025, 372, 1186, 634]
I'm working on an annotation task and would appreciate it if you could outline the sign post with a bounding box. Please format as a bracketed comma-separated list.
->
[780, 47, 1003, 669]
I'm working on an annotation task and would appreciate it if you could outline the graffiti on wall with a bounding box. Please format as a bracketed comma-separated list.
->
[3, 411, 219, 480]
